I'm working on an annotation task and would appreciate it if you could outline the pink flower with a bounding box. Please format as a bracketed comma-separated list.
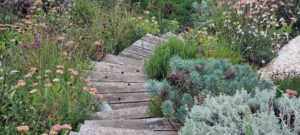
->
[52, 124, 62, 131]
[17, 80, 26, 86]
[95, 94, 104, 99]
[238, 0, 246, 5]
[24, 73, 33, 78]
[90, 87, 97, 92]
[95, 41, 101, 46]
[232, 5, 240, 9]
[72, 70, 78, 76]
[34, 0, 43, 5]
[252, 0, 258, 4]
[68, 68, 74, 71]
[83, 87, 88, 91]
[42, 133, 49, 135]
[10, 39, 16, 43]
[49, 130, 57, 135]
[286, 89, 298, 95]
[271, 4, 278, 9]
[279, 1, 285, 6]
[56, 65, 64, 69]
[66, 41, 75, 46]
[62, 51, 68, 56]
[53, 78, 59, 82]
[52, 8, 57, 13]
[84, 78, 89, 83]
[57, 36, 65, 42]
[45, 70, 52, 73]
[31, 67, 38, 72]
[62, 124, 72, 130]
[36, 8, 41, 11]
[44, 83, 52, 87]
[29, 89, 37, 94]
[48, 0, 54, 2]
[33, 83, 38, 86]
[17, 125, 29, 132]
[56, 70, 64, 74]
[263, 5, 269, 10]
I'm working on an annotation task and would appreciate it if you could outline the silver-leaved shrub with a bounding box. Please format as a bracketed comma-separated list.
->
[180, 89, 300, 135]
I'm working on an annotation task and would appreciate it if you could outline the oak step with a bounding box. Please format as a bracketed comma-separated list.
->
[102, 54, 143, 67]
[94, 106, 149, 120]
[91, 82, 146, 94]
[90, 62, 143, 74]
[88, 71, 149, 83]
[83, 118, 177, 131]
[72, 126, 177, 135]
[110, 101, 148, 110]
[141, 34, 167, 45]
[123, 45, 153, 57]
[131, 39, 157, 52]
[118, 50, 149, 60]
[103, 92, 150, 104]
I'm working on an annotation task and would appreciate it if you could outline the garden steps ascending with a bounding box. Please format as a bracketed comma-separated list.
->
[70, 33, 179, 135]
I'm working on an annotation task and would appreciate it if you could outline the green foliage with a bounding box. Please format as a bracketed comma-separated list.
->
[124, 0, 200, 26]
[148, 95, 164, 118]
[273, 75, 300, 98]
[180, 89, 300, 135]
[146, 56, 272, 123]
[144, 37, 197, 80]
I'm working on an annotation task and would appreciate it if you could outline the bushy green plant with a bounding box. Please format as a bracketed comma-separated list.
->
[273, 75, 300, 98]
[144, 38, 197, 80]
[180, 89, 300, 135]
[193, 0, 297, 66]
[146, 56, 272, 123]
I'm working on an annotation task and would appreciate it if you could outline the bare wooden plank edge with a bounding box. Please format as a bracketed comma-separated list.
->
[124, 45, 153, 56]
[102, 54, 143, 67]
[102, 92, 150, 104]
[122, 49, 150, 58]
[110, 101, 148, 110]
[141, 34, 166, 44]
[131, 40, 157, 51]
[83, 118, 176, 131]
[94, 106, 149, 120]
[118, 51, 149, 60]
[88, 71, 149, 83]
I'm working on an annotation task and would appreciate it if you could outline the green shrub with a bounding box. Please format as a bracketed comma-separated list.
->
[180, 89, 300, 135]
[273, 75, 300, 98]
[144, 38, 197, 80]
[146, 56, 272, 123]
[148, 95, 164, 118]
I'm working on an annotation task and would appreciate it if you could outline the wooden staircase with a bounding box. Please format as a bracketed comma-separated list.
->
[70, 33, 181, 135]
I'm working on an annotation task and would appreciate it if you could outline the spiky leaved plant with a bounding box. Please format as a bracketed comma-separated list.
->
[146, 56, 272, 123]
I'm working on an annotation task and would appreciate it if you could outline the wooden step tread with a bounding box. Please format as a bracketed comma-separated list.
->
[90, 82, 146, 94]
[110, 101, 148, 110]
[88, 71, 148, 83]
[94, 106, 149, 120]
[72, 126, 177, 135]
[83, 118, 177, 131]
[90, 62, 143, 74]
[103, 92, 150, 104]
[102, 54, 143, 67]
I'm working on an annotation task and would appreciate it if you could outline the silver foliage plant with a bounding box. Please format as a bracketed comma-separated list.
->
[180, 89, 300, 135]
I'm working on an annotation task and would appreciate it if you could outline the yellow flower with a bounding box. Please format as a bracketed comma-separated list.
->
[225, 16, 229, 18]
[233, 22, 237, 25]
[142, 60, 145, 64]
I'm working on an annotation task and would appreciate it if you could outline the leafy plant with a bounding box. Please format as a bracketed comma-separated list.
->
[144, 37, 197, 80]
[180, 89, 300, 135]
[273, 74, 300, 98]
[146, 56, 272, 123]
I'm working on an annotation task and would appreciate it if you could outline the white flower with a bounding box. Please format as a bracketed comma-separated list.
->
[262, 60, 266, 64]
[0, 77, 3, 81]
[10, 70, 19, 75]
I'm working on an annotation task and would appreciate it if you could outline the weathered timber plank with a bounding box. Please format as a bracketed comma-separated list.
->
[141, 34, 166, 45]
[102, 54, 143, 67]
[103, 92, 150, 104]
[89, 82, 146, 93]
[75, 126, 177, 135]
[118, 50, 149, 60]
[88, 71, 148, 82]
[131, 40, 157, 51]
[123, 45, 153, 57]
[94, 106, 149, 120]
[90, 62, 143, 74]
[84, 118, 177, 131]
[110, 101, 148, 110]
